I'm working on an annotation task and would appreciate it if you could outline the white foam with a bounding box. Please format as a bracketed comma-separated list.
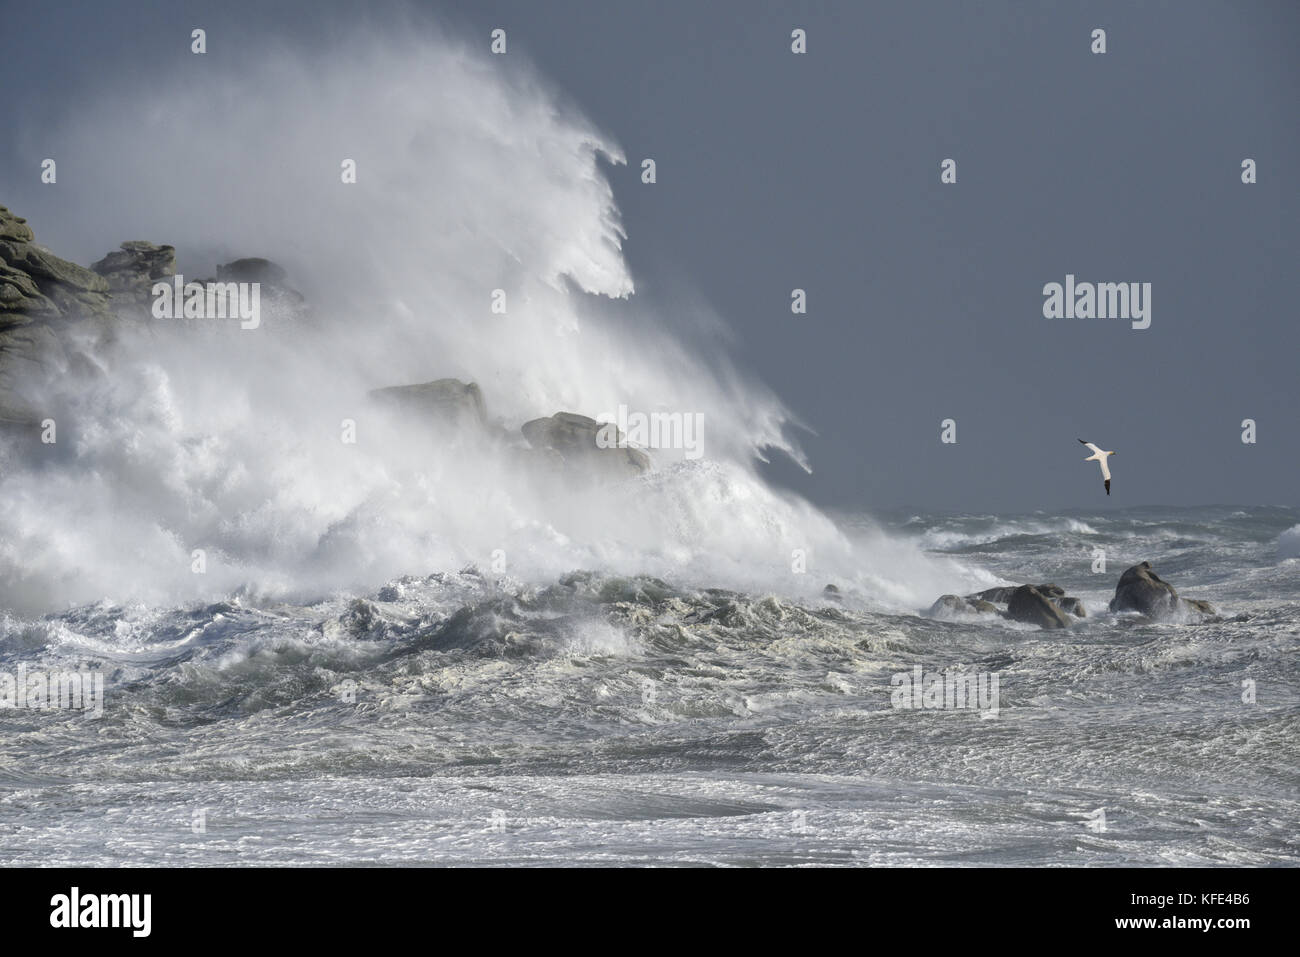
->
[1278, 524, 1300, 561]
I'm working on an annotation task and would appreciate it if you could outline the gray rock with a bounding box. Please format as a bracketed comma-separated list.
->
[521, 411, 650, 481]
[1007, 584, 1072, 629]
[91, 241, 177, 302]
[0, 207, 35, 244]
[0, 240, 110, 294]
[928, 594, 970, 616]
[968, 583, 1065, 604]
[1108, 562, 1181, 616]
[216, 257, 288, 286]
[1054, 596, 1087, 618]
[928, 594, 1000, 617]
[369, 378, 488, 433]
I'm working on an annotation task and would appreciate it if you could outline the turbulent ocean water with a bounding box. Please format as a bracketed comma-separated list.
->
[1, 21, 1296, 867]
[2, 505, 1296, 866]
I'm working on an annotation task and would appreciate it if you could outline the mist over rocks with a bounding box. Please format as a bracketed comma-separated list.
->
[3, 200, 658, 510]
[364, 379, 659, 488]
[0, 203, 318, 430]
[91, 240, 177, 306]
[1, 205, 114, 425]
[521, 411, 651, 482]
[369, 378, 490, 435]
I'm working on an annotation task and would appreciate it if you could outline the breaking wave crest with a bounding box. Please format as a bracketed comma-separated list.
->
[0, 19, 973, 615]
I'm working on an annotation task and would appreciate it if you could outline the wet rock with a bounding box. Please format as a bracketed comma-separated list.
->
[1007, 584, 1072, 629]
[928, 594, 1001, 617]
[929, 594, 970, 616]
[1108, 561, 1180, 616]
[1054, 596, 1087, 618]
[521, 411, 650, 481]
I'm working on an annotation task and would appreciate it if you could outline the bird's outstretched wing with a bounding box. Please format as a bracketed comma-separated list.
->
[1078, 438, 1104, 456]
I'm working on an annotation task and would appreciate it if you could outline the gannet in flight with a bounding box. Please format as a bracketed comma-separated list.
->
[1078, 439, 1116, 495]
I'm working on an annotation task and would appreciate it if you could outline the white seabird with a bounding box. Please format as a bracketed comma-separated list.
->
[1078, 439, 1116, 495]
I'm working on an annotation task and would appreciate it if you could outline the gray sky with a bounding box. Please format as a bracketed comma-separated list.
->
[3, 0, 1297, 512]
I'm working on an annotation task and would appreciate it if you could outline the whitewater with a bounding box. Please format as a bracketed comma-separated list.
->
[0, 26, 1296, 866]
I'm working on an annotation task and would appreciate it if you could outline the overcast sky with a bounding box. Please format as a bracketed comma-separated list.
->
[3, 0, 1297, 512]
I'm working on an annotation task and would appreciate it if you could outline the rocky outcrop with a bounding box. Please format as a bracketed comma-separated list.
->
[1, 207, 112, 326]
[963, 582, 1085, 623]
[1109, 562, 1217, 619]
[521, 411, 650, 481]
[1007, 584, 1072, 629]
[91, 241, 176, 305]
[932, 564, 1217, 629]
[369, 378, 488, 433]
[930, 581, 1086, 628]
[1, 206, 116, 424]
[0, 205, 321, 427]
[4, 206, 652, 487]
[1108, 562, 1179, 616]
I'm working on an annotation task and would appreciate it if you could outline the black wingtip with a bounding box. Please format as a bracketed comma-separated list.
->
[1078, 438, 1088, 445]
[1105, 479, 1111, 495]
